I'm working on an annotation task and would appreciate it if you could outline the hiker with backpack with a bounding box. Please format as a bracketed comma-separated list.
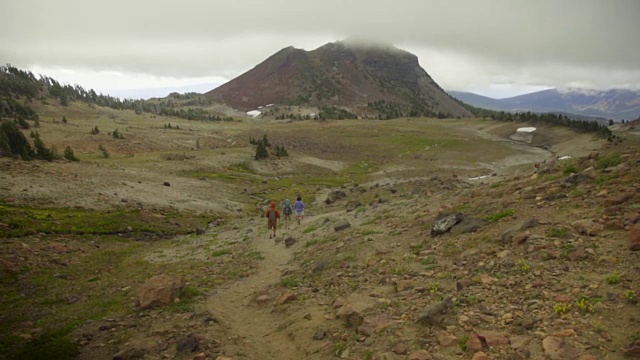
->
[265, 201, 280, 239]
[282, 199, 293, 229]
[294, 196, 305, 225]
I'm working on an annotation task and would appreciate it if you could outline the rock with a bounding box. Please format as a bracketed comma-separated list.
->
[393, 343, 408, 355]
[520, 218, 539, 230]
[136, 274, 184, 310]
[450, 216, 486, 235]
[193, 353, 206, 360]
[501, 230, 515, 245]
[572, 219, 603, 236]
[345, 200, 362, 212]
[568, 248, 589, 261]
[437, 331, 458, 347]
[312, 328, 327, 340]
[466, 334, 483, 351]
[396, 280, 422, 292]
[336, 305, 364, 327]
[163, 181, 171, 186]
[417, 297, 453, 327]
[604, 192, 632, 206]
[471, 352, 488, 360]
[357, 324, 374, 337]
[176, 334, 199, 353]
[254, 295, 271, 305]
[564, 173, 593, 186]
[333, 220, 351, 232]
[276, 292, 297, 305]
[510, 336, 531, 350]
[431, 213, 464, 237]
[624, 211, 640, 225]
[456, 279, 479, 291]
[284, 237, 296, 248]
[624, 338, 640, 356]
[476, 330, 510, 346]
[542, 336, 579, 360]
[407, 349, 432, 360]
[513, 232, 530, 245]
[326, 190, 347, 204]
[581, 166, 597, 179]
[333, 297, 346, 309]
[195, 227, 205, 235]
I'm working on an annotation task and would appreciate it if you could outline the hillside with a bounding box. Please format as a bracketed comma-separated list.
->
[449, 89, 640, 121]
[1, 88, 640, 360]
[207, 41, 473, 119]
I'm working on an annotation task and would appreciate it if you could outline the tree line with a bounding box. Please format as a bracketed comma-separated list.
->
[0, 64, 232, 122]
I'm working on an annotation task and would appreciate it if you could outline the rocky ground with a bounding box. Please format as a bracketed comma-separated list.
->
[1, 111, 639, 360]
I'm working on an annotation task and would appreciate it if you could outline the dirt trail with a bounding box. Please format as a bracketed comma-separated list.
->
[204, 216, 305, 359]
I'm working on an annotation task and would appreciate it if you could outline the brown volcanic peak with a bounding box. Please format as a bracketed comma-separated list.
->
[207, 41, 472, 117]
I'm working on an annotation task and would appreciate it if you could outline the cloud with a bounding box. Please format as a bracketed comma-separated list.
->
[2, 0, 639, 95]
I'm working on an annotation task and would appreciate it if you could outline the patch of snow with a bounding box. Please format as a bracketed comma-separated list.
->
[558, 156, 572, 160]
[516, 127, 536, 133]
[246, 110, 261, 117]
[266, 104, 274, 107]
[468, 175, 490, 181]
[257, 106, 263, 109]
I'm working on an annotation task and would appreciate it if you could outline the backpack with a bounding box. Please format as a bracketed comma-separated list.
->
[268, 209, 277, 221]
[283, 204, 292, 215]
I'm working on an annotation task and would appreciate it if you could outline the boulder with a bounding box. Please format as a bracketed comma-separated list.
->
[431, 213, 464, 237]
[136, 274, 184, 310]
[325, 190, 347, 204]
[542, 336, 579, 360]
[418, 297, 453, 327]
[334, 220, 351, 232]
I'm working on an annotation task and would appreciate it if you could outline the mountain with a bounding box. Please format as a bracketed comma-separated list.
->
[449, 88, 640, 121]
[206, 41, 472, 118]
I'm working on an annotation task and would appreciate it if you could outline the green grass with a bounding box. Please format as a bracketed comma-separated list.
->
[7, 331, 79, 360]
[595, 154, 622, 169]
[280, 278, 301, 288]
[0, 203, 208, 238]
[303, 225, 319, 233]
[606, 272, 621, 285]
[305, 237, 334, 247]
[485, 209, 515, 222]
[211, 248, 231, 257]
[547, 227, 569, 238]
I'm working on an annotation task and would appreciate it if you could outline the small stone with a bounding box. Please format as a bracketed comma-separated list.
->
[393, 343, 408, 355]
[542, 336, 579, 360]
[471, 352, 488, 360]
[407, 349, 432, 360]
[276, 292, 297, 305]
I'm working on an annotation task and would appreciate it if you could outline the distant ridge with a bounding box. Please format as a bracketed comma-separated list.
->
[207, 41, 472, 118]
[449, 89, 640, 121]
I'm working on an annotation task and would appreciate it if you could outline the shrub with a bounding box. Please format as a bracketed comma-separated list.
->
[98, 144, 109, 158]
[606, 272, 621, 285]
[10, 333, 79, 360]
[30, 131, 57, 161]
[0, 120, 33, 159]
[596, 154, 622, 169]
[63, 146, 79, 161]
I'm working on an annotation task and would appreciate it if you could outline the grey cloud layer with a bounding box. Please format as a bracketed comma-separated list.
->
[1, 0, 639, 90]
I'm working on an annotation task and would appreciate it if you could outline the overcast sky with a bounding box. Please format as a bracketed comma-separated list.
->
[2, 0, 639, 99]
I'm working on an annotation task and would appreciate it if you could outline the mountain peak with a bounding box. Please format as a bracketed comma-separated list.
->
[207, 41, 471, 118]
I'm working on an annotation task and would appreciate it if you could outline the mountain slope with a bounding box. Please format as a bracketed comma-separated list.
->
[207, 41, 472, 118]
[449, 88, 640, 121]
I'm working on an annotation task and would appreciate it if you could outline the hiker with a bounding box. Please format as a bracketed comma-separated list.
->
[294, 196, 305, 225]
[265, 201, 280, 239]
[281, 199, 293, 229]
